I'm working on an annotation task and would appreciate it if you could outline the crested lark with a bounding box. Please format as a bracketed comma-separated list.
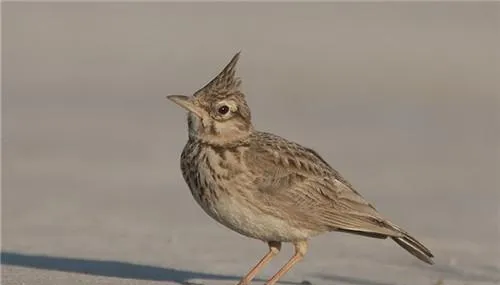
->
[167, 53, 434, 285]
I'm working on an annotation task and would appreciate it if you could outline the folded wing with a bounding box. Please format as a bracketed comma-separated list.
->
[245, 132, 402, 237]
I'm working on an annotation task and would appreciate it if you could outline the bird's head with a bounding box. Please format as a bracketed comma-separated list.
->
[168, 52, 253, 145]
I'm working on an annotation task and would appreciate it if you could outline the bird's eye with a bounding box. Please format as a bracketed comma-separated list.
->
[218, 105, 229, 115]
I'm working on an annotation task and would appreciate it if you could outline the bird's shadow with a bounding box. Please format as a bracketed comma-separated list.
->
[8, 251, 498, 285]
[1, 251, 302, 285]
[0, 251, 401, 285]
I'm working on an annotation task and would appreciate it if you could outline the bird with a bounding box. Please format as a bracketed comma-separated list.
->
[167, 52, 434, 285]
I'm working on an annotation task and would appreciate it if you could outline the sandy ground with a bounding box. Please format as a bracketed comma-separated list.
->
[2, 3, 499, 285]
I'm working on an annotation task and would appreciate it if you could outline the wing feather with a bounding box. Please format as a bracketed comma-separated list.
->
[245, 132, 401, 237]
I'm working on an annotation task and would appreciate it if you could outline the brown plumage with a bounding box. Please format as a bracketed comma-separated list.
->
[167, 52, 434, 285]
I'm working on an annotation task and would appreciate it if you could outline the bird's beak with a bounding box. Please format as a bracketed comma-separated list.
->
[166, 95, 204, 118]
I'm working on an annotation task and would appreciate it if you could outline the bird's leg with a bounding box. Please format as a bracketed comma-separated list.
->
[265, 240, 308, 285]
[237, 241, 281, 285]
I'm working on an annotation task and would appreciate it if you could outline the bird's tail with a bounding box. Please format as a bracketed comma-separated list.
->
[389, 222, 434, 265]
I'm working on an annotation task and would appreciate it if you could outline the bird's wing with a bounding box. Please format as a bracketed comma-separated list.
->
[245, 132, 402, 237]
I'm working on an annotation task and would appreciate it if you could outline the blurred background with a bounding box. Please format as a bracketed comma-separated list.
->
[2, 3, 499, 285]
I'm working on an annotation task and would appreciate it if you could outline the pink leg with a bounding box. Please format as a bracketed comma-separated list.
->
[237, 241, 281, 285]
[265, 240, 308, 285]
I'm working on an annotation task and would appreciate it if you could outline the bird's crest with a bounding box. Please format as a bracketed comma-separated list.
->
[194, 52, 242, 97]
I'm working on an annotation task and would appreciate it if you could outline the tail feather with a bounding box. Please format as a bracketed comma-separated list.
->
[388, 222, 434, 265]
[392, 235, 434, 265]
[333, 217, 435, 264]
